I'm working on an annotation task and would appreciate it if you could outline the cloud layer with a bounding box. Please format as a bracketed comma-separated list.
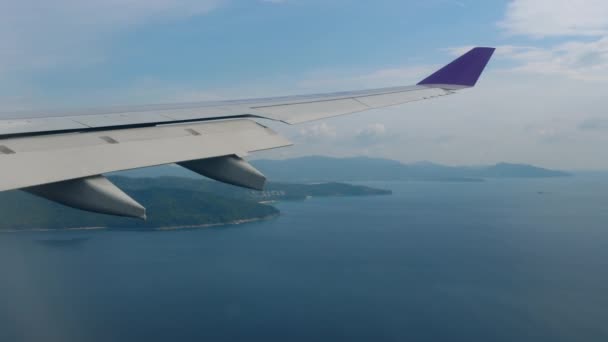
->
[1, 1, 608, 169]
[500, 0, 608, 38]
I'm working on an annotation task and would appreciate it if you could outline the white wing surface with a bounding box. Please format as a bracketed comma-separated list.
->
[0, 120, 290, 192]
[0, 47, 495, 218]
[0, 85, 452, 138]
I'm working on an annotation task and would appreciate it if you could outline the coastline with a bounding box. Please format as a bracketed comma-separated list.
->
[0, 226, 108, 233]
[154, 214, 279, 231]
[0, 214, 279, 234]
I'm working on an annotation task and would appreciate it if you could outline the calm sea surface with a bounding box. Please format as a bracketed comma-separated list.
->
[1, 178, 608, 342]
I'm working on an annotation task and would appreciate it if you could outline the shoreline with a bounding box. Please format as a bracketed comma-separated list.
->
[0, 214, 279, 234]
[154, 214, 278, 231]
[0, 226, 108, 233]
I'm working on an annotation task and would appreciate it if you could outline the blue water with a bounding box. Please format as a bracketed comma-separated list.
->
[1, 178, 608, 342]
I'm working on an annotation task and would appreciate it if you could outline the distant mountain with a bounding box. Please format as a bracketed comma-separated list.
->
[251, 157, 569, 182]
[480, 163, 568, 178]
[252, 156, 407, 182]
[114, 156, 569, 182]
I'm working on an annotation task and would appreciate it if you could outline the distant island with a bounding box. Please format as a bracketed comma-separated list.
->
[0, 177, 390, 231]
[252, 157, 570, 182]
[117, 156, 570, 182]
[1, 156, 570, 232]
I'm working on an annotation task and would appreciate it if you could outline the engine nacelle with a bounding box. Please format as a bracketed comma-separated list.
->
[25, 175, 146, 219]
[179, 155, 266, 190]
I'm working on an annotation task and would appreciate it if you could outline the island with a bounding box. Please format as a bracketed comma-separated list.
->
[120, 157, 570, 182]
[1, 156, 569, 232]
[0, 177, 391, 231]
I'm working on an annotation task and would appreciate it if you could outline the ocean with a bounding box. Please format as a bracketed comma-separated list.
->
[1, 178, 607, 342]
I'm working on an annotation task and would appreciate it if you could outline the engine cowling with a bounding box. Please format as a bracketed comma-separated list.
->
[179, 155, 266, 191]
[25, 175, 146, 219]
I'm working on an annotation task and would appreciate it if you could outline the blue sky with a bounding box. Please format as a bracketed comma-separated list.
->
[0, 0, 503, 103]
[1, 0, 608, 169]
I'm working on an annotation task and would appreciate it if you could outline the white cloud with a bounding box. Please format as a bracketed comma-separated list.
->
[298, 122, 337, 141]
[500, 0, 608, 38]
[355, 123, 388, 144]
[484, 2, 608, 81]
[493, 39, 608, 81]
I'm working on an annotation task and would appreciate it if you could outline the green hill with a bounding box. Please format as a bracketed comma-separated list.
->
[0, 177, 390, 231]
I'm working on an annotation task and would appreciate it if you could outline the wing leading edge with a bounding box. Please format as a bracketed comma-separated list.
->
[0, 47, 495, 218]
[0, 47, 495, 138]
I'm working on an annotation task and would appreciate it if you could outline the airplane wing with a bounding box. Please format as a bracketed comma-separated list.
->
[0, 47, 494, 218]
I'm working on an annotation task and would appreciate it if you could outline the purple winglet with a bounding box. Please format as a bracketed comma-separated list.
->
[417, 47, 495, 87]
